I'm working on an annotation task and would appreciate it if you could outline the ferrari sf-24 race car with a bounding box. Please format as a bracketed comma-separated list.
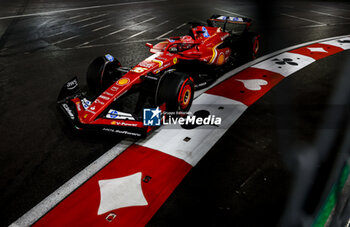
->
[57, 15, 260, 137]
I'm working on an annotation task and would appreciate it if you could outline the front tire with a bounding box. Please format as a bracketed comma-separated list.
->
[157, 72, 194, 112]
[86, 56, 122, 94]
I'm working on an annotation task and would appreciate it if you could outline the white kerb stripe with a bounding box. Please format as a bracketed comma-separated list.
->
[320, 36, 350, 50]
[252, 52, 315, 77]
[137, 93, 248, 166]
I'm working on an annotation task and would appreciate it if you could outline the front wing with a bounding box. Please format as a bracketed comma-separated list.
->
[57, 77, 151, 137]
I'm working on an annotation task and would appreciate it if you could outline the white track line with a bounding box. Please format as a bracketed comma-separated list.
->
[155, 29, 173, 40]
[176, 23, 187, 29]
[80, 20, 105, 28]
[52, 35, 79, 45]
[215, 8, 250, 18]
[47, 15, 105, 38]
[155, 22, 187, 39]
[91, 13, 150, 33]
[311, 4, 350, 13]
[71, 14, 107, 25]
[11, 34, 350, 227]
[295, 24, 328, 29]
[67, 14, 86, 20]
[123, 20, 170, 41]
[125, 12, 151, 21]
[78, 17, 156, 46]
[0, 0, 167, 20]
[47, 31, 65, 38]
[75, 38, 161, 49]
[310, 10, 350, 20]
[280, 13, 327, 25]
[92, 24, 112, 32]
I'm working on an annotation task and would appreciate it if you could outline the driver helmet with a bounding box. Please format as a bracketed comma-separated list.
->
[180, 35, 194, 43]
[178, 35, 194, 51]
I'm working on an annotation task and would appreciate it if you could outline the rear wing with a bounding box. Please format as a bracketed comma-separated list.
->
[209, 15, 252, 24]
[208, 15, 252, 33]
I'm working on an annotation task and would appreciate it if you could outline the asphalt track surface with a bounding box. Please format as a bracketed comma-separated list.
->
[1, 0, 350, 226]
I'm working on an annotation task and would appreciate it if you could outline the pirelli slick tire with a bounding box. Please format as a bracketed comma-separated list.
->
[157, 72, 194, 113]
[86, 56, 122, 94]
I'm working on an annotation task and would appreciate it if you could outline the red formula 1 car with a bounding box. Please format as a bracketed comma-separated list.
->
[57, 15, 260, 137]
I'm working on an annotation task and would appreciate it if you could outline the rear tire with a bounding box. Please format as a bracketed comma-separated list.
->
[86, 56, 122, 94]
[239, 32, 260, 63]
[157, 72, 194, 112]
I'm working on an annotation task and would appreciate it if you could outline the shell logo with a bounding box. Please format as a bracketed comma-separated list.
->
[217, 53, 225, 65]
[117, 78, 130, 86]
[173, 57, 178, 64]
[111, 121, 117, 125]
[131, 67, 147, 73]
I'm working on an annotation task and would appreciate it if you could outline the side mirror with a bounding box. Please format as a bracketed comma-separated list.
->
[145, 43, 153, 49]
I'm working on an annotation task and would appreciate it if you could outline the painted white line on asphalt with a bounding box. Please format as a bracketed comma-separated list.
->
[286, 22, 350, 29]
[156, 23, 187, 39]
[310, 10, 350, 20]
[80, 19, 105, 28]
[239, 168, 262, 189]
[11, 33, 350, 227]
[176, 23, 187, 29]
[0, 0, 167, 20]
[280, 13, 327, 25]
[92, 24, 112, 32]
[215, 8, 249, 18]
[74, 38, 160, 49]
[295, 24, 328, 28]
[68, 14, 85, 20]
[123, 20, 170, 41]
[47, 31, 64, 38]
[125, 12, 151, 21]
[71, 14, 107, 25]
[311, 4, 350, 13]
[78, 16, 156, 46]
[155, 29, 173, 39]
[10, 139, 135, 227]
[52, 35, 79, 45]
[91, 13, 150, 32]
